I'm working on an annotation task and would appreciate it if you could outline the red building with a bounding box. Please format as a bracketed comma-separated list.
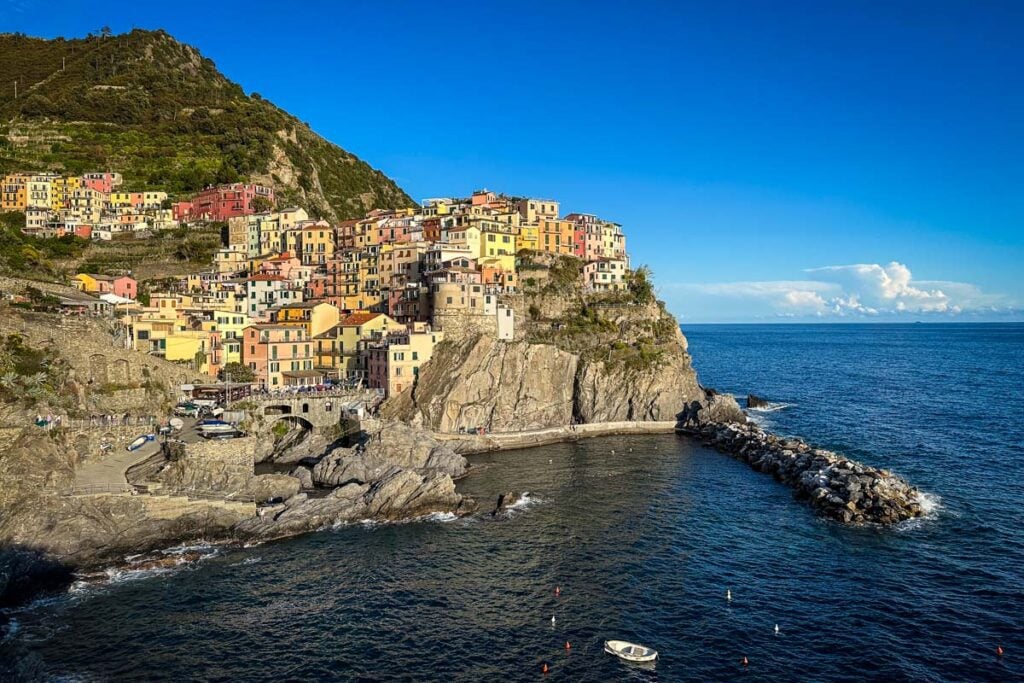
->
[173, 183, 274, 222]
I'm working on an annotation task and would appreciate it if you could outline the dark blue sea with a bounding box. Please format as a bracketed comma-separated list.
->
[4, 323, 1023, 681]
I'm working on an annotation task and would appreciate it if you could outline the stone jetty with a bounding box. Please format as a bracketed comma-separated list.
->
[679, 419, 925, 525]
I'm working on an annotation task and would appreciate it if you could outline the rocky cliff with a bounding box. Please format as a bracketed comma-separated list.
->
[384, 293, 708, 432]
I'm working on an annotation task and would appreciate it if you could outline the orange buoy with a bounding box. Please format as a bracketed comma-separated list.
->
[997, 645, 1004, 657]
[742, 656, 749, 667]
[565, 641, 571, 650]
[555, 586, 561, 596]
[542, 662, 549, 674]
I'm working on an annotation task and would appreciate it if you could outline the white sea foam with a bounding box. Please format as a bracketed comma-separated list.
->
[747, 401, 795, 413]
[917, 491, 942, 515]
[421, 511, 459, 523]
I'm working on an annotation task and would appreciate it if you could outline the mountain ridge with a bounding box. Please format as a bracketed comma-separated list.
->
[0, 29, 414, 219]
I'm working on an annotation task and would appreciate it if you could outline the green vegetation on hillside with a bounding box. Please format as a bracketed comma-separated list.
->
[0, 30, 414, 219]
[0, 332, 71, 408]
[0, 211, 89, 276]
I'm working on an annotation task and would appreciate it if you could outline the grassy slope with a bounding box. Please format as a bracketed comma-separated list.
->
[0, 30, 414, 219]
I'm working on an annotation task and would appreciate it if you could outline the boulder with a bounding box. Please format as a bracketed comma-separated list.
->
[492, 491, 523, 516]
[290, 465, 314, 490]
[747, 394, 771, 409]
[677, 389, 747, 428]
[249, 474, 301, 504]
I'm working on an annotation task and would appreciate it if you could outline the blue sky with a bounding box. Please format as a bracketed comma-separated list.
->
[4, 0, 1023, 322]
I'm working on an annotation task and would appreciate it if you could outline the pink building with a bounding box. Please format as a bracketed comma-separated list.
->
[81, 172, 122, 194]
[173, 183, 274, 222]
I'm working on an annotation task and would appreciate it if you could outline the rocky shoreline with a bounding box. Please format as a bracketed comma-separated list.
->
[678, 418, 926, 525]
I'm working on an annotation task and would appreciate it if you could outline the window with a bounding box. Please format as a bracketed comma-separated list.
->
[412, 351, 418, 360]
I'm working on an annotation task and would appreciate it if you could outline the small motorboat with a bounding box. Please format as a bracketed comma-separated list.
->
[197, 420, 235, 434]
[604, 640, 658, 663]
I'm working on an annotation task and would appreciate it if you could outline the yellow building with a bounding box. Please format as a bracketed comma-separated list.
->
[271, 301, 341, 338]
[516, 222, 539, 253]
[481, 227, 516, 259]
[27, 173, 59, 209]
[366, 328, 445, 397]
[50, 176, 81, 212]
[205, 310, 252, 365]
[314, 311, 405, 380]
[540, 219, 575, 256]
[299, 222, 336, 267]
[72, 273, 100, 293]
[1, 173, 29, 212]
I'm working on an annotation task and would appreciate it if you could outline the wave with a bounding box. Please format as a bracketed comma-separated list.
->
[917, 491, 942, 516]
[74, 542, 224, 590]
[746, 401, 795, 413]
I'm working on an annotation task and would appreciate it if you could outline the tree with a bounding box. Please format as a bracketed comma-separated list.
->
[220, 361, 255, 384]
[250, 196, 272, 213]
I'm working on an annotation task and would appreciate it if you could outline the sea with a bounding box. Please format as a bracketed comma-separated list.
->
[2, 323, 1022, 681]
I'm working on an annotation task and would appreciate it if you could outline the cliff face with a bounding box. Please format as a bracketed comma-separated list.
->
[384, 298, 708, 432]
[575, 345, 702, 423]
[385, 336, 578, 432]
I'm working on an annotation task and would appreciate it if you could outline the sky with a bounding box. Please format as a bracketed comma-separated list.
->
[4, 0, 1023, 322]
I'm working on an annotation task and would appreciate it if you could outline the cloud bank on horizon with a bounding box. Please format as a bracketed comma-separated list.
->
[666, 261, 1020, 322]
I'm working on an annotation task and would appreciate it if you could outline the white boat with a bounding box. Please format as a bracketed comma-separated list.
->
[198, 422, 235, 434]
[125, 434, 154, 452]
[604, 640, 658, 663]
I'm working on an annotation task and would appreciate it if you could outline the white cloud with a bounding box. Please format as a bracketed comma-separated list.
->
[664, 261, 1019, 321]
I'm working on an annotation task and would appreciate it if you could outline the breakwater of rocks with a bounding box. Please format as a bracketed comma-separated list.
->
[679, 420, 926, 525]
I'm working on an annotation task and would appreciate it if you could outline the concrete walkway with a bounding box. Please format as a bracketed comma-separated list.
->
[73, 418, 201, 493]
[435, 421, 678, 454]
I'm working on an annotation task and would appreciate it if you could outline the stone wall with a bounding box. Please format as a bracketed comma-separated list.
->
[0, 307, 198, 415]
[432, 311, 498, 342]
[158, 437, 256, 495]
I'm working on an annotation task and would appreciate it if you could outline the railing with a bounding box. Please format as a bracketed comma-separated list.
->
[26, 416, 159, 430]
[245, 387, 371, 401]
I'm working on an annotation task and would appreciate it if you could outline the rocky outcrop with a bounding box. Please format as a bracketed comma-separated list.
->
[312, 421, 467, 487]
[679, 420, 925, 525]
[677, 390, 747, 427]
[492, 491, 523, 516]
[236, 467, 475, 541]
[747, 394, 770, 409]
[249, 474, 301, 504]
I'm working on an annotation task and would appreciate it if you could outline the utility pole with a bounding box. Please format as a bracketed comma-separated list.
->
[62, 57, 66, 71]
[13, 80, 17, 99]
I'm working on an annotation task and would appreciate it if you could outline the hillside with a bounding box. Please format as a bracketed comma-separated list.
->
[0, 29, 414, 219]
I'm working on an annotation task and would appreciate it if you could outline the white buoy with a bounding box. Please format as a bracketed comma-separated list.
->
[551, 615, 556, 625]
[726, 589, 732, 602]
[774, 624, 780, 635]
[611, 450, 615, 454]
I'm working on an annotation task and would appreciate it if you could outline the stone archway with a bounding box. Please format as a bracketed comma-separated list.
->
[110, 358, 130, 384]
[264, 404, 293, 416]
[268, 415, 315, 462]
